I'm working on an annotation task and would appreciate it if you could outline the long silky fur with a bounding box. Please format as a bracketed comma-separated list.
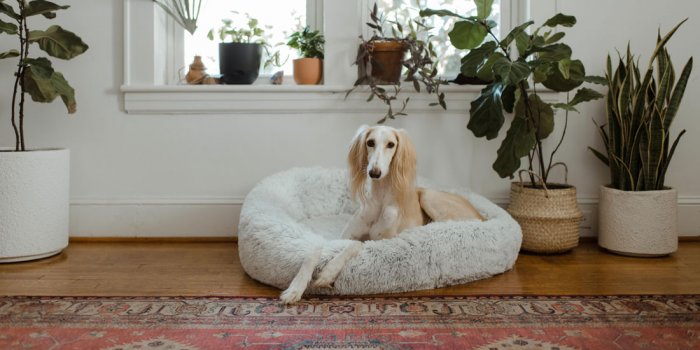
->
[389, 129, 417, 218]
[348, 127, 370, 203]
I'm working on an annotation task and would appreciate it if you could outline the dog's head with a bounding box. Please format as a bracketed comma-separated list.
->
[348, 125, 416, 202]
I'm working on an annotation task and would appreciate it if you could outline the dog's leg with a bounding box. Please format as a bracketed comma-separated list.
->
[341, 211, 371, 240]
[280, 245, 322, 304]
[312, 241, 363, 288]
[369, 205, 399, 240]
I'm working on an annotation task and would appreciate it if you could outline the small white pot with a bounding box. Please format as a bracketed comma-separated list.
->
[0, 149, 70, 263]
[598, 185, 678, 257]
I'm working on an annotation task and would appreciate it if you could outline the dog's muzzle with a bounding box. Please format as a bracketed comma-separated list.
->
[369, 168, 381, 179]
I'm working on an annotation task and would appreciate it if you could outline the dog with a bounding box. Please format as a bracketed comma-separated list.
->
[279, 125, 483, 304]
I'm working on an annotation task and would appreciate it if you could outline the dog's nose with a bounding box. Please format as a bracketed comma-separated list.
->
[369, 168, 381, 179]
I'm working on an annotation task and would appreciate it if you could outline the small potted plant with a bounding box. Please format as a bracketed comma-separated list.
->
[207, 13, 282, 84]
[590, 20, 692, 257]
[0, 1, 88, 262]
[422, 2, 604, 253]
[287, 26, 324, 85]
[348, 3, 446, 123]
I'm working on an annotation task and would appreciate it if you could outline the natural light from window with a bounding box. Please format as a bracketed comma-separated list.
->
[184, 0, 306, 77]
[375, 0, 501, 78]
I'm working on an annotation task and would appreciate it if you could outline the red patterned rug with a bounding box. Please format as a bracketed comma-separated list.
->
[1, 295, 699, 349]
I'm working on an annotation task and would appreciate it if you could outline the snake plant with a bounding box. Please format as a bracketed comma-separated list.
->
[590, 20, 693, 191]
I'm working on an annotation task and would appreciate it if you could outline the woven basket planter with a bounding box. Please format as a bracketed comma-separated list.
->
[507, 182, 582, 254]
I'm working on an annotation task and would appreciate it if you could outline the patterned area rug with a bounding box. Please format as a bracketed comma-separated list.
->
[1, 295, 698, 349]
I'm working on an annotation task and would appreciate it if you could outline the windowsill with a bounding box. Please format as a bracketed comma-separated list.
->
[121, 84, 562, 114]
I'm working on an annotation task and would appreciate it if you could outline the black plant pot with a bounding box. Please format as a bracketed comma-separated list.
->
[219, 42, 262, 84]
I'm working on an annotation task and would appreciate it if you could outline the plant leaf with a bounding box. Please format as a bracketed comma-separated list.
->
[492, 57, 531, 85]
[583, 75, 608, 85]
[569, 87, 604, 106]
[22, 0, 69, 18]
[419, 8, 469, 19]
[28, 25, 89, 60]
[542, 59, 585, 92]
[0, 2, 20, 20]
[0, 49, 19, 59]
[50, 71, 76, 113]
[460, 41, 497, 76]
[588, 147, 610, 166]
[467, 82, 505, 140]
[543, 13, 577, 28]
[449, 20, 487, 50]
[502, 21, 534, 49]
[0, 18, 17, 34]
[493, 116, 537, 178]
[501, 85, 516, 113]
[476, 52, 503, 81]
[516, 94, 554, 139]
[474, 0, 494, 19]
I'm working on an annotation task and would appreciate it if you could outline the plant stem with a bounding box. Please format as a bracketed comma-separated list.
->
[517, 82, 545, 186]
[546, 92, 570, 181]
[19, 13, 29, 151]
[10, 3, 25, 152]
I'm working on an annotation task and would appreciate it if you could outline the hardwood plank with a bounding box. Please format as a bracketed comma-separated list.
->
[0, 242, 698, 297]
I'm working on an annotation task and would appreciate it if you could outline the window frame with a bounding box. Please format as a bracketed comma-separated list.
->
[122, 0, 558, 114]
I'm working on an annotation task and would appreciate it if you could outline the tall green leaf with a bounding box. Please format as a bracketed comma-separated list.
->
[419, 8, 469, 19]
[474, 0, 494, 19]
[493, 116, 537, 178]
[28, 25, 89, 59]
[0, 2, 20, 20]
[0, 49, 19, 59]
[468, 82, 505, 140]
[664, 57, 693, 129]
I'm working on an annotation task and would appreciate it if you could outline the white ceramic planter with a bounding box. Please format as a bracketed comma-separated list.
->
[0, 149, 70, 263]
[598, 185, 678, 257]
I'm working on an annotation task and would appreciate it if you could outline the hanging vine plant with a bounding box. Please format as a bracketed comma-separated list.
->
[152, 0, 203, 35]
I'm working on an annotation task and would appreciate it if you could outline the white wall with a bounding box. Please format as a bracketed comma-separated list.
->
[0, 0, 698, 238]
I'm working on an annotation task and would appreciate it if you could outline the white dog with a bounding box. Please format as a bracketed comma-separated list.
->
[279, 125, 483, 304]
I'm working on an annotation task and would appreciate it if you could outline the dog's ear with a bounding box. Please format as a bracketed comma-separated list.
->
[390, 129, 417, 196]
[348, 125, 370, 202]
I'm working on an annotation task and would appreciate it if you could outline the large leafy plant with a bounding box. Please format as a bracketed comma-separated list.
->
[2, 0, 89, 152]
[421, 2, 603, 185]
[349, 3, 446, 124]
[590, 20, 693, 191]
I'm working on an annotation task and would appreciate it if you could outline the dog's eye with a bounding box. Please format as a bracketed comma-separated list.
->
[387, 142, 395, 149]
[366, 139, 375, 147]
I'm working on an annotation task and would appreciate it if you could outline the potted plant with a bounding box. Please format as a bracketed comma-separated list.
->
[590, 21, 693, 257]
[287, 26, 324, 85]
[207, 13, 282, 84]
[348, 3, 446, 123]
[0, 1, 88, 262]
[422, 3, 604, 253]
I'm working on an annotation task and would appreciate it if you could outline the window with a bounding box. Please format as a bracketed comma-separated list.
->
[373, 0, 501, 78]
[183, 0, 315, 78]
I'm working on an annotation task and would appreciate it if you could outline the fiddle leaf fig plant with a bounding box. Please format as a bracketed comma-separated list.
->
[421, 2, 603, 185]
[2, 0, 89, 152]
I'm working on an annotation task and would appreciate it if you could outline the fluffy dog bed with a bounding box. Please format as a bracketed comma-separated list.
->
[238, 167, 522, 295]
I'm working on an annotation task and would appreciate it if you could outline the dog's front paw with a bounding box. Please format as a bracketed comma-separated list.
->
[311, 273, 336, 289]
[280, 286, 304, 304]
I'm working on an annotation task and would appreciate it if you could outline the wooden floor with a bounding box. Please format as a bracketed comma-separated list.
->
[0, 241, 699, 297]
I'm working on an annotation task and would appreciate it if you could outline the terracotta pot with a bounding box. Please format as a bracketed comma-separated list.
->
[598, 185, 678, 257]
[360, 40, 408, 84]
[293, 58, 323, 85]
[507, 183, 582, 254]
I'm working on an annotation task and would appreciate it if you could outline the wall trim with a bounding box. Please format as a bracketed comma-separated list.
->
[68, 195, 700, 238]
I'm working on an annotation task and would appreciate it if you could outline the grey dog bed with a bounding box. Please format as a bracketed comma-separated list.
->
[238, 167, 522, 295]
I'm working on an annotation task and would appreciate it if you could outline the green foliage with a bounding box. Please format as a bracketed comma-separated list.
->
[421, 2, 603, 184]
[287, 26, 324, 59]
[349, 3, 446, 124]
[152, 0, 202, 35]
[207, 12, 283, 69]
[590, 20, 692, 191]
[1, 0, 88, 151]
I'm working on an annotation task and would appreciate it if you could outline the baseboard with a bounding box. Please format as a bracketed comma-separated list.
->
[68, 196, 700, 238]
[69, 197, 244, 238]
[69, 236, 237, 243]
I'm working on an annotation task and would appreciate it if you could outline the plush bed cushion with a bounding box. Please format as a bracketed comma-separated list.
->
[238, 167, 522, 295]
